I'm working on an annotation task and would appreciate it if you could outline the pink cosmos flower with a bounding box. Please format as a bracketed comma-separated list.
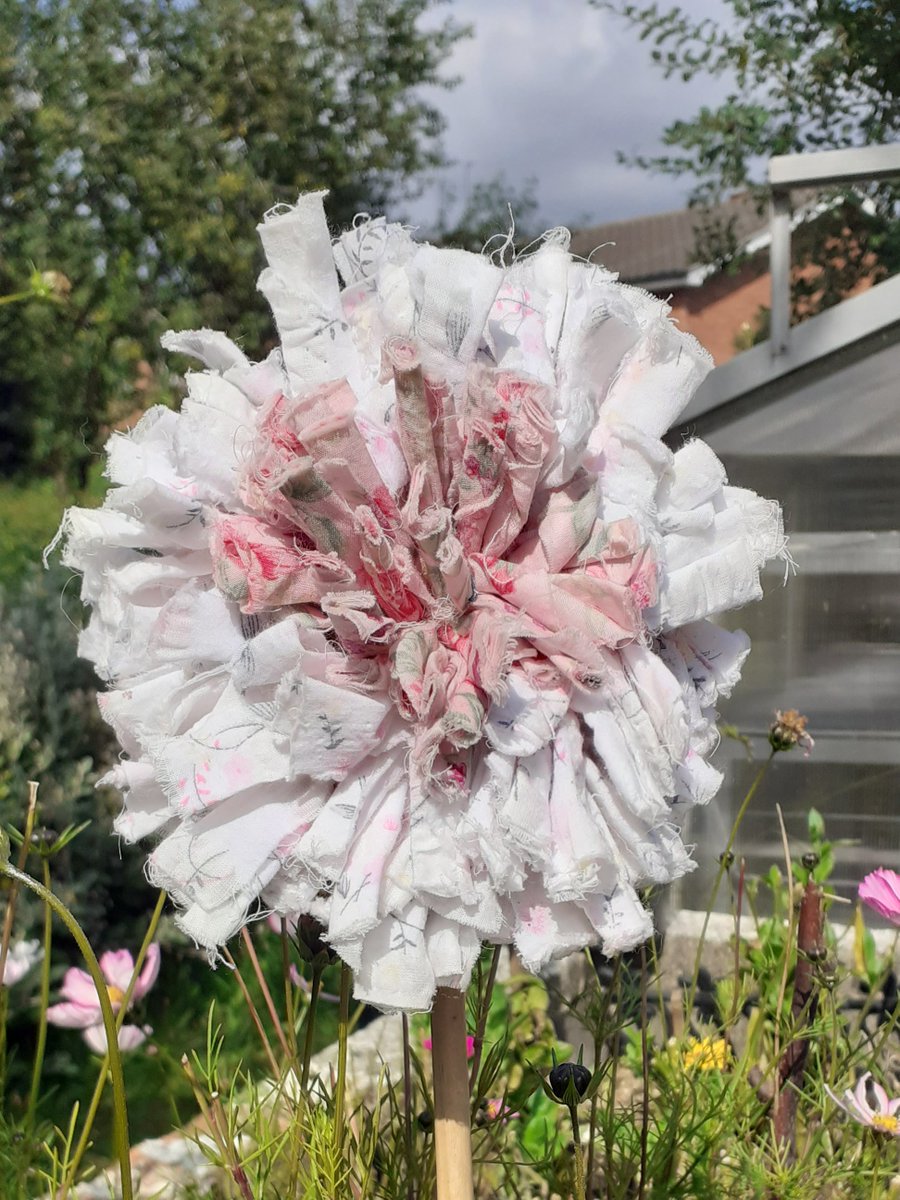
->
[858, 869, 900, 925]
[826, 1073, 900, 1137]
[484, 1099, 519, 1123]
[46, 944, 160, 1055]
[422, 1034, 475, 1059]
[1, 939, 42, 987]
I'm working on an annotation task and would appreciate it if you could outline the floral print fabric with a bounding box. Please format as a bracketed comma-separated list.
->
[56, 193, 783, 1012]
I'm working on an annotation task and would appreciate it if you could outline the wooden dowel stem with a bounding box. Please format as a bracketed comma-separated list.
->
[431, 987, 474, 1200]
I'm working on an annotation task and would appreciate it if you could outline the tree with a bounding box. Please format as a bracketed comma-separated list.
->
[0, 0, 468, 486]
[596, 0, 900, 318]
[432, 172, 540, 254]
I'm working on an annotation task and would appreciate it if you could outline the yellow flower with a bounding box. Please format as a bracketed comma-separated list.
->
[682, 1037, 730, 1072]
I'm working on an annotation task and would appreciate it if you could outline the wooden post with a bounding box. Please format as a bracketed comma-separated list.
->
[431, 987, 475, 1200]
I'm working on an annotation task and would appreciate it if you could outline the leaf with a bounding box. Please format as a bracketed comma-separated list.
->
[519, 1088, 565, 1162]
[812, 844, 834, 884]
[853, 902, 867, 977]
[807, 807, 825, 844]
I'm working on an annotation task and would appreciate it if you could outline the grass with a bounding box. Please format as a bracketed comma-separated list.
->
[0, 468, 107, 592]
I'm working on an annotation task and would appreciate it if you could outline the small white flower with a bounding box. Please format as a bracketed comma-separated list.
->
[1, 939, 43, 987]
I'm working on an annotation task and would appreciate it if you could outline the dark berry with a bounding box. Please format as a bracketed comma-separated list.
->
[417, 1110, 434, 1133]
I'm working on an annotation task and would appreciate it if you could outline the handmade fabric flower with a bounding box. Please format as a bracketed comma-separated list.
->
[1, 939, 42, 987]
[46, 944, 160, 1054]
[858, 869, 900, 925]
[56, 193, 783, 1012]
[826, 1073, 900, 1137]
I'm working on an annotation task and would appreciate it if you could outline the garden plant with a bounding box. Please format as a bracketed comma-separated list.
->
[0, 200, 898, 1200]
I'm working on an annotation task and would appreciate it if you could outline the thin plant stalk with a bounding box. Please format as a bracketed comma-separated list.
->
[0, 783, 40, 1102]
[222, 948, 281, 1079]
[279, 919, 297, 1061]
[637, 943, 650, 1200]
[26, 857, 54, 1129]
[774, 853, 824, 1154]
[240, 925, 291, 1060]
[469, 944, 501, 1094]
[181, 1054, 254, 1200]
[300, 961, 324, 1092]
[334, 962, 352, 1148]
[686, 750, 775, 1016]
[585, 1089, 598, 1200]
[731, 857, 746, 1024]
[603, 957, 623, 1200]
[0, 781, 39, 987]
[771, 803, 797, 1121]
[61, 889, 168, 1195]
[569, 1103, 585, 1200]
[0, 861, 134, 1200]
[870, 1133, 884, 1200]
[402, 1012, 414, 1200]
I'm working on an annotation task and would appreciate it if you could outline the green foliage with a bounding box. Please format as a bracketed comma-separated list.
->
[3, 729, 900, 1199]
[0, 0, 469, 486]
[432, 172, 541, 254]
[598, 0, 900, 315]
[0, 562, 151, 946]
[0, 468, 105, 590]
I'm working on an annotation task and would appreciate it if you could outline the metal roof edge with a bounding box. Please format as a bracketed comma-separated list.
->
[679, 272, 900, 426]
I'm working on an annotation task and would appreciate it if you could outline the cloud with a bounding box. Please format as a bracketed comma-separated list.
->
[409, 0, 734, 231]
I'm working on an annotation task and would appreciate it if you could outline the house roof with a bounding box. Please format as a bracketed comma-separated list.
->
[568, 192, 769, 288]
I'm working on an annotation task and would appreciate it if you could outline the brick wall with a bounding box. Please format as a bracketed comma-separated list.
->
[664, 257, 771, 366]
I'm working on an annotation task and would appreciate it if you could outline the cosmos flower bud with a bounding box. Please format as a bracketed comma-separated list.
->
[548, 1061, 592, 1104]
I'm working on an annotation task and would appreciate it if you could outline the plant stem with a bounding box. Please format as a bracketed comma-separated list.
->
[731, 856, 746, 1024]
[279, 918, 298, 1063]
[334, 962, 352, 1148]
[300, 961, 323, 1093]
[469, 944, 501, 1095]
[637, 943, 650, 1200]
[240, 925, 292, 1061]
[26, 857, 54, 1130]
[603, 956, 622, 1200]
[182, 1055, 254, 1200]
[0, 862, 134, 1200]
[223, 948, 281, 1079]
[61, 889, 167, 1194]
[687, 751, 775, 1017]
[0, 781, 39, 987]
[570, 1106, 586, 1200]
[402, 1012, 414, 1200]
[870, 1133, 883, 1200]
[775, 875, 823, 1156]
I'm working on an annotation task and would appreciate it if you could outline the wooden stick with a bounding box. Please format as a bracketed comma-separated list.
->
[431, 987, 475, 1200]
[774, 876, 823, 1154]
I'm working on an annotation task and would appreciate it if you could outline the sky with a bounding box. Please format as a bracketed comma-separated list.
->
[408, 0, 734, 234]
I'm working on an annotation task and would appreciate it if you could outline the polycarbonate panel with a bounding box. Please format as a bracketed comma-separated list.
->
[672, 448, 900, 914]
